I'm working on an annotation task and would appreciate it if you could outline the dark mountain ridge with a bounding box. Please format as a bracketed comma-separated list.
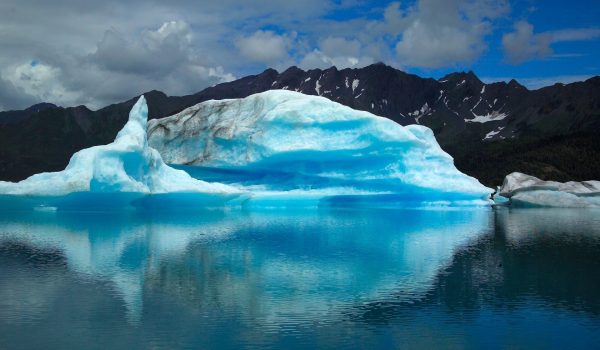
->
[1, 63, 599, 186]
[0, 102, 58, 124]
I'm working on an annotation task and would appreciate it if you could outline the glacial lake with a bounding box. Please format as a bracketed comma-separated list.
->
[1, 207, 599, 349]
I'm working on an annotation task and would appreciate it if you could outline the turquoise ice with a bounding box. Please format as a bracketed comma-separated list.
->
[0, 96, 238, 210]
[0, 91, 492, 210]
[149, 90, 492, 207]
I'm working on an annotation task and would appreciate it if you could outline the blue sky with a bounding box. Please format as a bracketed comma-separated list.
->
[318, 0, 600, 86]
[411, 0, 600, 86]
[0, 0, 599, 110]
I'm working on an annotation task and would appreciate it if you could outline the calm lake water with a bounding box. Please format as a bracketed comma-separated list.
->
[1, 207, 599, 349]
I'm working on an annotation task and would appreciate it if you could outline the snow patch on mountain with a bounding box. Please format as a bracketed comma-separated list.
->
[483, 126, 504, 140]
[409, 103, 431, 124]
[352, 79, 359, 93]
[466, 111, 508, 123]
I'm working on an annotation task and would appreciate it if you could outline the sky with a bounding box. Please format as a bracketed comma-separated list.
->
[0, 0, 599, 111]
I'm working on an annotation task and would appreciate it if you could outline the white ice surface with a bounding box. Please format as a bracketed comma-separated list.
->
[499, 172, 600, 207]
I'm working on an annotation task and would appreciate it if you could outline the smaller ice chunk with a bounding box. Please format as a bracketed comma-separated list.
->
[511, 190, 593, 208]
[498, 172, 600, 207]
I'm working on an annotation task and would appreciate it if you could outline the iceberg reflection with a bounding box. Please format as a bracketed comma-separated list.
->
[0, 208, 492, 324]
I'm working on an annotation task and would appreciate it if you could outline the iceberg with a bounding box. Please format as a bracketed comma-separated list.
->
[0, 96, 239, 210]
[498, 172, 600, 207]
[148, 90, 492, 207]
[0, 91, 492, 210]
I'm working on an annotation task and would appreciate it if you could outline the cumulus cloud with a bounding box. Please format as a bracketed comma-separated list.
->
[0, 0, 512, 109]
[298, 36, 375, 69]
[0, 17, 235, 109]
[0, 0, 350, 110]
[502, 20, 600, 64]
[79, 21, 236, 107]
[320, 37, 361, 58]
[235, 31, 292, 64]
[89, 21, 206, 79]
[388, 0, 510, 68]
[0, 0, 595, 111]
[0, 77, 41, 111]
[1, 61, 80, 107]
[0, 0, 319, 110]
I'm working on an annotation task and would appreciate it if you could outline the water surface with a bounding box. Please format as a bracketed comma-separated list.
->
[0, 207, 599, 349]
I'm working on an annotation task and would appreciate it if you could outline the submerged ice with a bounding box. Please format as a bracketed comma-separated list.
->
[149, 90, 492, 206]
[0, 90, 492, 209]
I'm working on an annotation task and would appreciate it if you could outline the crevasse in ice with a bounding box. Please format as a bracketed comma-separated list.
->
[148, 90, 493, 207]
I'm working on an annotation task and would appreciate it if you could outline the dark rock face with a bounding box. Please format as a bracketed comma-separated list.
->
[0, 103, 57, 124]
[1, 63, 599, 186]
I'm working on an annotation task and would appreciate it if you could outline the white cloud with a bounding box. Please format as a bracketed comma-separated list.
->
[0, 0, 512, 109]
[0, 77, 40, 110]
[0, 20, 235, 109]
[144, 20, 193, 47]
[297, 36, 374, 69]
[320, 37, 361, 58]
[502, 21, 600, 64]
[0, 0, 334, 109]
[389, 0, 510, 68]
[0, 0, 595, 111]
[89, 21, 196, 77]
[2, 61, 80, 107]
[395, 21, 487, 68]
[235, 30, 292, 64]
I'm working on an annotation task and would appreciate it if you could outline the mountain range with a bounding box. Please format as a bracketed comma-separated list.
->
[1, 63, 599, 187]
